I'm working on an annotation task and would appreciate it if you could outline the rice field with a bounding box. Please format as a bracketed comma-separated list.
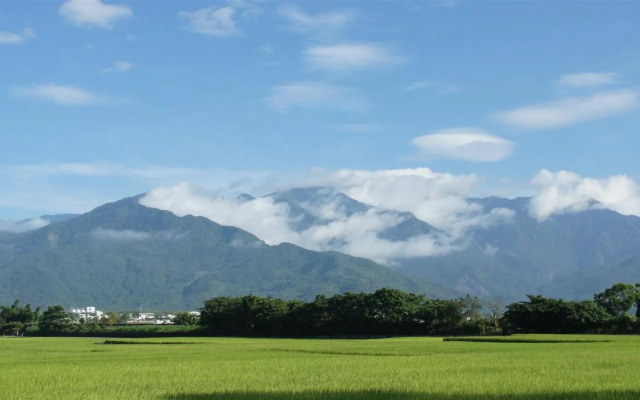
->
[2, 335, 640, 399]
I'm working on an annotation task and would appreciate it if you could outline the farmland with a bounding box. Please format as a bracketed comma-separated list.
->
[2, 335, 640, 399]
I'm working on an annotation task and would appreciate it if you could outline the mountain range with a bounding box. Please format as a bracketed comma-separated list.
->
[2, 187, 640, 309]
[0, 196, 452, 309]
[397, 196, 640, 300]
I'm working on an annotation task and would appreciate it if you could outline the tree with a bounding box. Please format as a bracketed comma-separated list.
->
[594, 283, 639, 317]
[118, 313, 131, 324]
[173, 312, 200, 325]
[39, 305, 73, 333]
[416, 299, 464, 335]
[200, 296, 244, 335]
[100, 312, 119, 326]
[503, 295, 610, 334]
[1, 300, 41, 335]
[366, 288, 424, 336]
[486, 298, 506, 332]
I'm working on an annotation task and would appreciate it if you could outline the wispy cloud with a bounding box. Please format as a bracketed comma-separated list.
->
[59, 0, 132, 29]
[7, 163, 241, 180]
[557, 72, 616, 89]
[304, 43, 402, 72]
[0, 217, 49, 233]
[529, 169, 640, 220]
[267, 81, 368, 113]
[404, 80, 462, 94]
[91, 228, 184, 241]
[0, 163, 275, 216]
[13, 84, 102, 106]
[5, 163, 274, 195]
[278, 4, 353, 37]
[179, 6, 240, 37]
[411, 128, 515, 162]
[493, 89, 638, 130]
[0, 27, 35, 45]
[101, 61, 134, 74]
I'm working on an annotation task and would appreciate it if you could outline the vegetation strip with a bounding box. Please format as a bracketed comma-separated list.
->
[264, 348, 405, 357]
[102, 340, 205, 345]
[3, 282, 640, 338]
[443, 337, 611, 343]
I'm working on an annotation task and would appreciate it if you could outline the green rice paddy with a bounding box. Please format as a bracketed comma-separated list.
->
[2, 335, 640, 399]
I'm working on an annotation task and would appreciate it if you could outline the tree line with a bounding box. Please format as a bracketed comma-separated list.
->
[2, 283, 640, 337]
[198, 290, 483, 337]
[503, 283, 640, 334]
[197, 283, 640, 336]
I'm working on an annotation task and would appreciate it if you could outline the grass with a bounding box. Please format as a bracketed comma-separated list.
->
[1, 335, 640, 399]
[442, 336, 612, 343]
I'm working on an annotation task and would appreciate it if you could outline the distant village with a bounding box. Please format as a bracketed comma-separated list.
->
[69, 307, 199, 325]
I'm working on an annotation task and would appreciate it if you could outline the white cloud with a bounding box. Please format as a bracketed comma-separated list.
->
[13, 84, 101, 105]
[140, 168, 516, 264]
[141, 183, 298, 245]
[140, 183, 458, 264]
[493, 89, 638, 130]
[267, 81, 368, 112]
[91, 228, 183, 241]
[101, 61, 134, 74]
[0, 217, 49, 233]
[307, 168, 512, 235]
[529, 169, 640, 221]
[0, 27, 35, 45]
[179, 6, 240, 37]
[91, 228, 153, 241]
[278, 5, 353, 36]
[304, 43, 401, 72]
[59, 0, 132, 29]
[557, 72, 616, 89]
[411, 128, 515, 162]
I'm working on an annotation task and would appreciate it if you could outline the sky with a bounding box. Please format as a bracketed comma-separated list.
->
[2, 0, 640, 242]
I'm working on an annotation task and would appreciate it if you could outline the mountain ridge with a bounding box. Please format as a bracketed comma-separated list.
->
[0, 196, 454, 309]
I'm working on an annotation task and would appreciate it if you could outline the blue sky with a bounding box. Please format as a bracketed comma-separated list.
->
[2, 0, 640, 223]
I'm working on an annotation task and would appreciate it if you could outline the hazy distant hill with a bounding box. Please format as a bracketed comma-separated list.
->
[0, 196, 454, 309]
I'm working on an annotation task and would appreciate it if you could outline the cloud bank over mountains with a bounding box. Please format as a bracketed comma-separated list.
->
[529, 169, 640, 221]
[5, 164, 640, 266]
[139, 168, 517, 264]
[0, 217, 49, 234]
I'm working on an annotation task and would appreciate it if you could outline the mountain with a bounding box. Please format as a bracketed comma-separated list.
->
[265, 187, 439, 240]
[0, 196, 454, 310]
[6, 188, 640, 306]
[396, 197, 640, 300]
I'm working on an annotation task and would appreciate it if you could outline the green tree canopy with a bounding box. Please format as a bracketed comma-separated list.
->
[39, 305, 73, 333]
[594, 283, 639, 317]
